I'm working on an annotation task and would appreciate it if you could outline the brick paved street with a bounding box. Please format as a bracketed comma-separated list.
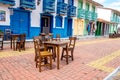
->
[0, 38, 120, 80]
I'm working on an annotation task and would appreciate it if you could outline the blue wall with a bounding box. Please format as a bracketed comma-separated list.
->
[29, 27, 40, 39]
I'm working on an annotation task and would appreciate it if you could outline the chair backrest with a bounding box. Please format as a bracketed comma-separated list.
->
[33, 37, 42, 56]
[40, 33, 46, 41]
[33, 36, 43, 46]
[46, 33, 53, 41]
[0, 35, 4, 49]
[5, 29, 11, 35]
[56, 34, 60, 41]
[20, 34, 26, 42]
[69, 37, 77, 49]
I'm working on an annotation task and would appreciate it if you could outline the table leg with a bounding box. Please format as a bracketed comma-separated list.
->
[13, 41, 15, 51]
[10, 37, 12, 49]
[57, 46, 60, 69]
[66, 43, 68, 64]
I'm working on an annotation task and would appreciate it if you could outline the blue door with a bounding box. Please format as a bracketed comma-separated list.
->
[11, 10, 30, 37]
[67, 19, 72, 36]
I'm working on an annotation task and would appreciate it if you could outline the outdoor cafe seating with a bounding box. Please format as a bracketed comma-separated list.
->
[10, 33, 26, 52]
[33, 33, 77, 70]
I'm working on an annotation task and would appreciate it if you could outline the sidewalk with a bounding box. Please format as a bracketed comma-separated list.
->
[0, 37, 120, 80]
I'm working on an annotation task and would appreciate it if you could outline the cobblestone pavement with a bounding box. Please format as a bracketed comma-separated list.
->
[0, 38, 120, 80]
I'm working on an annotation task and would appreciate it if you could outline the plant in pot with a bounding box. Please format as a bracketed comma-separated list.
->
[0, 30, 4, 35]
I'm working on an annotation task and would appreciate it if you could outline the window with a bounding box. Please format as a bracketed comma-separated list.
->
[55, 16, 63, 27]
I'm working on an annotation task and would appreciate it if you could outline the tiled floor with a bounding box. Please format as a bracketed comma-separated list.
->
[0, 38, 120, 80]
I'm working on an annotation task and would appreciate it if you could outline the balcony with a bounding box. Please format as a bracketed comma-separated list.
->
[20, 0, 35, 9]
[67, 5, 76, 17]
[77, 8, 85, 19]
[91, 12, 97, 21]
[0, 0, 15, 6]
[85, 11, 92, 20]
[43, 0, 55, 13]
[57, 2, 67, 15]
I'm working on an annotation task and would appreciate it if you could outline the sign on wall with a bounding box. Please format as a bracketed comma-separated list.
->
[0, 10, 6, 21]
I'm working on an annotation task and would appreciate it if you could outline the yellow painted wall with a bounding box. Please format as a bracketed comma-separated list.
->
[73, 19, 84, 36]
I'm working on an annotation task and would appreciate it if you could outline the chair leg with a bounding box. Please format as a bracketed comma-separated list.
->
[66, 50, 69, 64]
[19, 44, 21, 52]
[61, 49, 64, 60]
[53, 47, 56, 61]
[39, 58, 41, 72]
[36, 61, 38, 68]
[71, 50, 74, 61]
[1, 42, 3, 50]
[50, 56, 52, 70]
[23, 42, 25, 50]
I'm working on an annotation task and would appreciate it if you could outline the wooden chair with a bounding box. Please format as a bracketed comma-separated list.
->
[61, 37, 77, 63]
[34, 38, 52, 72]
[33, 36, 44, 63]
[53, 34, 60, 41]
[16, 34, 26, 52]
[40, 33, 46, 41]
[45, 33, 56, 61]
[46, 33, 53, 41]
[0, 34, 4, 50]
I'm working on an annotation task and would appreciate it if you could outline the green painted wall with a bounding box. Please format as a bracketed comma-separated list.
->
[83, 19, 89, 35]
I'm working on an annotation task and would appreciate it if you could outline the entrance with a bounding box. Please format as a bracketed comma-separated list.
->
[67, 18, 73, 36]
[41, 16, 51, 34]
[10, 10, 30, 37]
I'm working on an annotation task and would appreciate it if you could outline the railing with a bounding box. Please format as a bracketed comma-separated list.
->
[91, 12, 97, 21]
[85, 10, 92, 20]
[20, 0, 35, 9]
[0, 0, 15, 6]
[111, 16, 120, 23]
[43, 0, 55, 13]
[77, 8, 85, 19]
[57, 2, 67, 15]
[67, 5, 76, 17]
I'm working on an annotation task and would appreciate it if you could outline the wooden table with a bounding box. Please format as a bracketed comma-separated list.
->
[10, 34, 20, 50]
[44, 41, 69, 69]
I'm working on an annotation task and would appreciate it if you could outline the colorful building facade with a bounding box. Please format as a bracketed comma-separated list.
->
[96, 8, 120, 36]
[73, 0, 102, 36]
[0, 0, 76, 39]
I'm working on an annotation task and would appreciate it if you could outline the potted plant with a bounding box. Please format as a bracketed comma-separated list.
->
[0, 30, 4, 35]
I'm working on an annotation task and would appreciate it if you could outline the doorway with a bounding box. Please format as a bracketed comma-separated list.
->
[67, 18, 73, 36]
[10, 10, 30, 37]
[41, 16, 51, 34]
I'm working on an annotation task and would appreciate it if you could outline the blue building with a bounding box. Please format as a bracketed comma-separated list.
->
[0, 0, 76, 39]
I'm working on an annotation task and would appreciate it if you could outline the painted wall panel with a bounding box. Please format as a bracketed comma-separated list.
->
[73, 19, 78, 35]
[73, 19, 84, 36]
[29, 27, 40, 38]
